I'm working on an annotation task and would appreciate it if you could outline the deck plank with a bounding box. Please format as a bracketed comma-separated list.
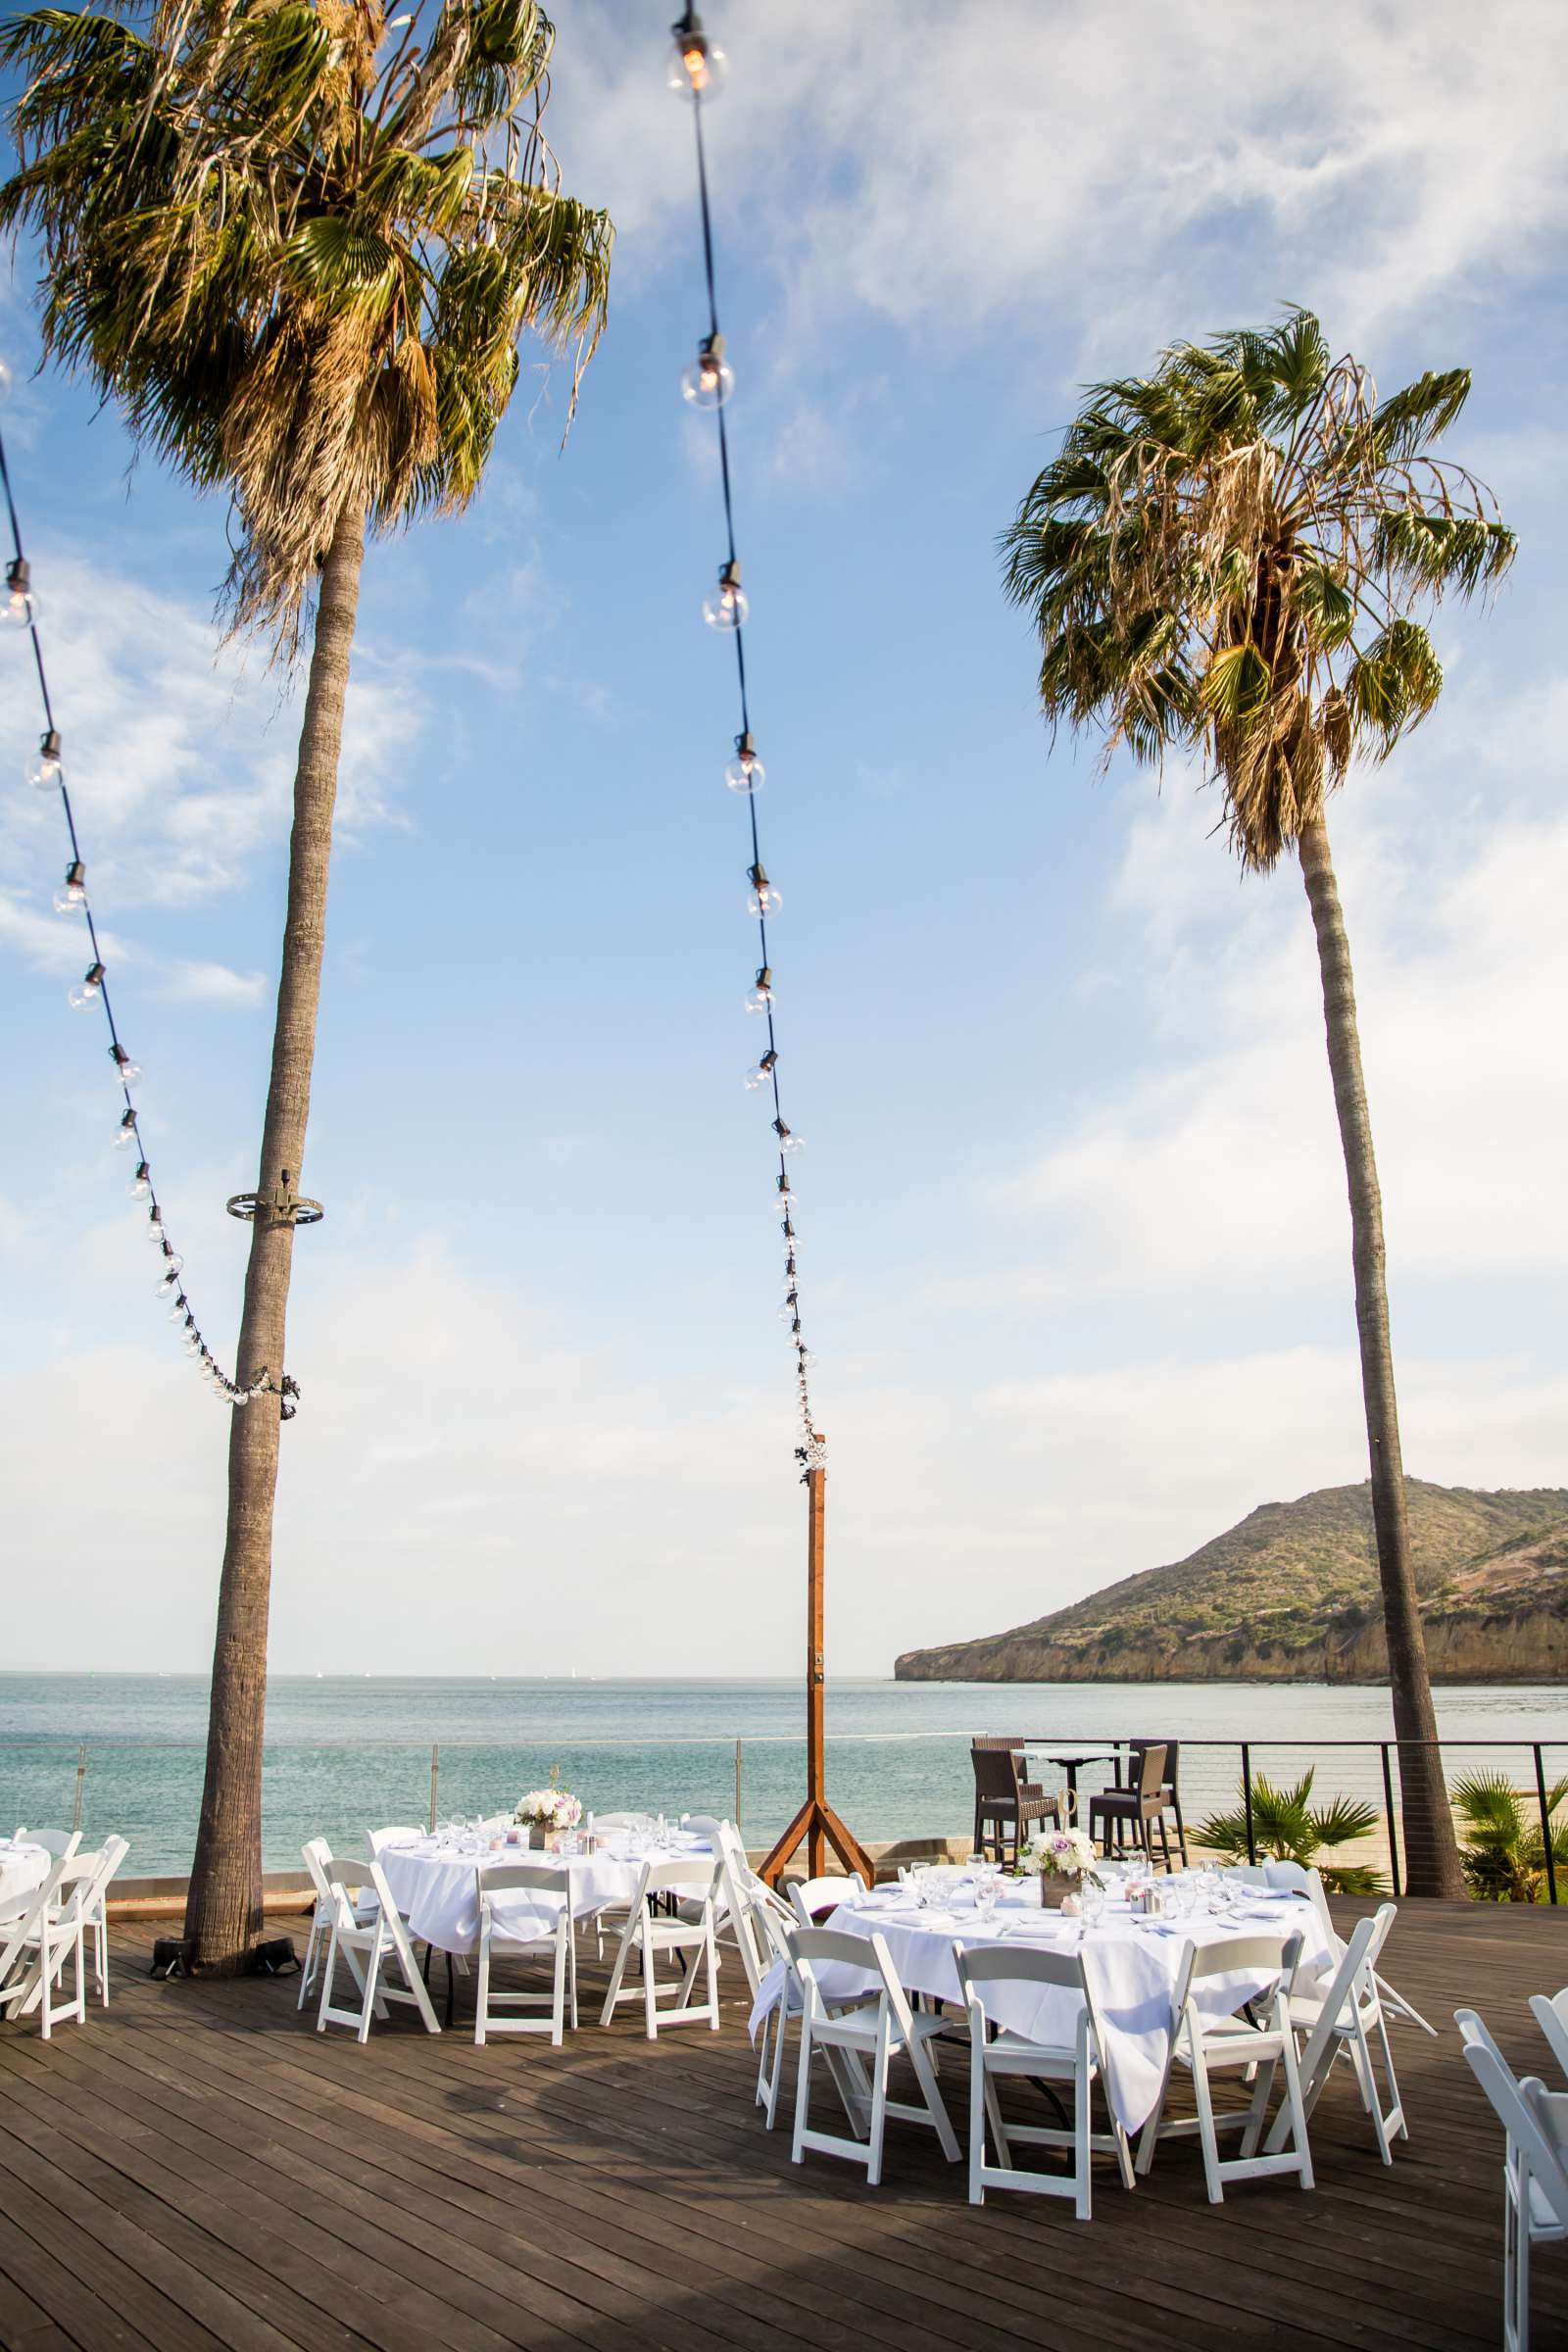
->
[0, 1899, 1562, 2352]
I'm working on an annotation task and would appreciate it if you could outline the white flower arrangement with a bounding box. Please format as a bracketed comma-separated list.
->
[515, 1787, 583, 1832]
[1018, 1826, 1102, 1886]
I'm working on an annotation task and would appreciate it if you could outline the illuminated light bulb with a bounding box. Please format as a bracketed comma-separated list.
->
[130, 1160, 152, 1201]
[724, 731, 764, 795]
[54, 861, 86, 915]
[774, 1120, 804, 1153]
[668, 10, 726, 100]
[681, 332, 733, 410]
[744, 963, 774, 1014]
[145, 1207, 164, 1242]
[68, 961, 106, 1010]
[27, 727, 63, 791]
[232, 1389, 250, 1408]
[703, 559, 747, 631]
[113, 1109, 139, 1149]
[747, 881, 781, 918]
[183, 1331, 202, 1355]
[156, 1260, 183, 1297]
[744, 1049, 777, 1091]
[2, 557, 35, 628]
[110, 1044, 142, 1086]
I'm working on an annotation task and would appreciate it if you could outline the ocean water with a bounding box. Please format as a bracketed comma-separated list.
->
[1, 1673, 1563, 1878]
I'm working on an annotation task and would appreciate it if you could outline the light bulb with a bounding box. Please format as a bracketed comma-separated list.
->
[130, 1161, 151, 1201]
[744, 1063, 772, 1092]
[703, 560, 747, 631]
[668, 17, 726, 100]
[724, 732, 764, 794]
[113, 1110, 139, 1149]
[232, 1390, 250, 1408]
[69, 962, 105, 1010]
[776, 1125, 805, 1153]
[183, 1331, 202, 1355]
[156, 1260, 183, 1297]
[744, 965, 774, 1014]
[681, 334, 733, 410]
[145, 1209, 165, 1243]
[747, 883, 781, 918]
[110, 1046, 142, 1086]
[2, 558, 34, 629]
[27, 728, 63, 791]
[54, 861, 87, 915]
[777, 1298, 800, 1324]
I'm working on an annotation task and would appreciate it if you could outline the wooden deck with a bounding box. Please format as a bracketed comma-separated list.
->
[0, 1899, 1564, 2352]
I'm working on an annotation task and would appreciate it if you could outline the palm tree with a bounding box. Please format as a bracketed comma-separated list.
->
[3, 0, 612, 1970]
[1001, 311, 1514, 1897]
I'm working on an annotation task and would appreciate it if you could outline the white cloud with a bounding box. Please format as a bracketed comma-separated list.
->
[554, 0, 1568, 364]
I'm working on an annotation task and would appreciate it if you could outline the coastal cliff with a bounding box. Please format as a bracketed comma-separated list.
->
[894, 1479, 1568, 1685]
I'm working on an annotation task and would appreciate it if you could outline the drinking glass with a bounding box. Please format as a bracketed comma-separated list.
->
[975, 1880, 998, 1930]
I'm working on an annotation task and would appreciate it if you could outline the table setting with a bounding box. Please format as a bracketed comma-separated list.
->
[371, 1798, 716, 1956]
[750, 1855, 1336, 2136]
[0, 1837, 52, 1921]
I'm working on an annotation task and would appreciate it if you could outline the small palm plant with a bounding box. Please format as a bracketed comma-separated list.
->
[1196, 1767, 1384, 1893]
[1451, 1771, 1568, 1904]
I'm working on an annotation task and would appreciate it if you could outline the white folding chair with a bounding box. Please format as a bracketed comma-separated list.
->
[1529, 1987, 1568, 2086]
[475, 1863, 577, 2047]
[1136, 1931, 1313, 2202]
[315, 1853, 440, 2041]
[1261, 1857, 1436, 2037]
[788, 1873, 865, 1927]
[0, 1860, 68, 2035]
[956, 1942, 1134, 2218]
[299, 1838, 379, 2010]
[600, 1856, 722, 2037]
[789, 1925, 959, 2186]
[12, 1828, 81, 1865]
[748, 1878, 806, 2127]
[681, 1814, 726, 1842]
[5, 1857, 96, 2037]
[1270, 1906, 1405, 2163]
[1459, 2011, 1568, 2352]
[588, 1814, 655, 1957]
[74, 1835, 127, 2006]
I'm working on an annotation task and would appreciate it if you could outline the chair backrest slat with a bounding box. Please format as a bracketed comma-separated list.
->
[639, 1856, 721, 1897]
[1462, 2035, 1568, 2230]
[1530, 1986, 1568, 2083]
[956, 1940, 1085, 1991]
[1134, 1742, 1168, 1799]
[788, 1873, 864, 1926]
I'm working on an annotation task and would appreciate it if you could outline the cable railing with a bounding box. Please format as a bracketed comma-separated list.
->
[2, 1731, 1562, 1898]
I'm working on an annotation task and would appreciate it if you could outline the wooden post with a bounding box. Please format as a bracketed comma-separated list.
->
[760, 1461, 872, 1888]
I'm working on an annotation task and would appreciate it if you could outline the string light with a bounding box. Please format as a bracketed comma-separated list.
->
[674, 5, 826, 1473]
[0, 404, 288, 1418]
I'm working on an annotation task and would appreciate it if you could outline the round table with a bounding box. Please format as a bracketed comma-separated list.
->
[373, 1831, 717, 1958]
[752, 1870, 1336, 2136]
[0, 1839, 52, 1920]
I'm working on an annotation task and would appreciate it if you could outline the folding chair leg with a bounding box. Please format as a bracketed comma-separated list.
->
[866, 2014, 890, 2189]
[643, 1934, 658, 2039]
[906, 2029, 960, 2163]
[1189, 2028, 1224, 2203]
[967, 2043, 987, 2205]
[475, 1936, 491, 2047]
[706, 1924, 720, 2031]
[359, 1941, 383, 2044]
[598, 1917, 635, 2026]
[792, 2010, 816, 2166]
[1074, 2045, 1093, 2220]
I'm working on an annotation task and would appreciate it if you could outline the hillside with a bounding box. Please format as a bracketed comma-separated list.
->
[894, 1479, 1568, 1684]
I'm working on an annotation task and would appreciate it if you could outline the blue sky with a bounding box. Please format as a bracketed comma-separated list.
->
[2, 0, 1566, 1676]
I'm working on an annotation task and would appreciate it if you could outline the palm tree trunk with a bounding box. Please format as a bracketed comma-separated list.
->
[183, 505, 367, 1972]
[1298, 811, 1464, 1899]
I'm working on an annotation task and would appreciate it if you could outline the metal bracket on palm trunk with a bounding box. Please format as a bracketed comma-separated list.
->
[225, 1167, 323, 1227]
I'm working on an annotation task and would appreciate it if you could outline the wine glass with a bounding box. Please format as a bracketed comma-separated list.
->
[975, 1878, 999, 1931]
[1081, 1881, 1105, 1934]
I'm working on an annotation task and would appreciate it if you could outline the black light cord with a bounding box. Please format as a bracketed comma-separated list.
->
[0, 419, 274, 1413]
[679, 20, 821, 1470]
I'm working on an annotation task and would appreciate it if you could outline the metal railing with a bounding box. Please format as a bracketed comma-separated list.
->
[1, 1729, 1561, 1897]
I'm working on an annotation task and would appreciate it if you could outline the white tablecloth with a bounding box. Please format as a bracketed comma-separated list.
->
[374, 1833, 715, 1957]
[750, 1879, 1336, 2135]
[0, 1840, 52, 1921]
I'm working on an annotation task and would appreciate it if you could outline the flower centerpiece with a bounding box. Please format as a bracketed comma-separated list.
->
[514, 1785, 583, 1850]
[1017, 1826, 1102, 1912]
